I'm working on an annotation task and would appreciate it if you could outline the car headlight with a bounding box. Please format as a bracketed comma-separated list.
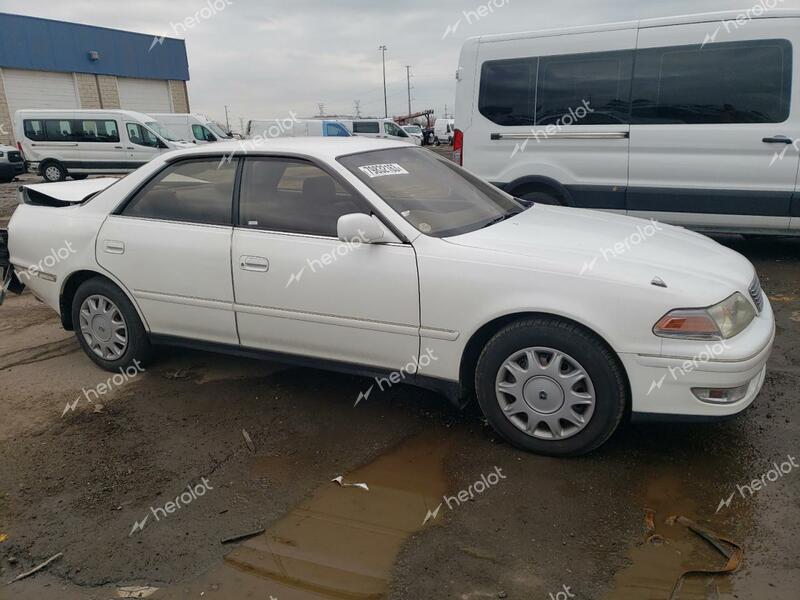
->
[653, 292, 756, 340]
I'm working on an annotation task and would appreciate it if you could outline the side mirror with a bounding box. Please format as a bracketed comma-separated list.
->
[337, 213, 386, 244]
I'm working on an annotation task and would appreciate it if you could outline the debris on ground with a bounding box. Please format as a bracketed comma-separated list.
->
[0, 533, 6, 543]
[221, 527, 266, 545]
[643, 508, 666, 545]
[117, 586, 160, 598]
[9, 551, 63, 583]
[666, 515, 743, 600]
[242, 429, 256, 453]
[331, 475, 369, 491]
[165, 368, 191, 380]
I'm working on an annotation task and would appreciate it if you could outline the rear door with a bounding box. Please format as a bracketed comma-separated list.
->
[468, 28, 636, 210]
[96, 158, 239, 344]
[628, 19, 799, 232]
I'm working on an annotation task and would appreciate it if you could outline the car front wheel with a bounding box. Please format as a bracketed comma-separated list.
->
[71, 277, 153, 372]
[475, 317, 627, 456]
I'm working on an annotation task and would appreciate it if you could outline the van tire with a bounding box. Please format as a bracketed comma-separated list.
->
[519, 191, 564, 206]
[434, 137, 441, 146]
[71, 174, 88, 181]
[41, 161, 67, 183]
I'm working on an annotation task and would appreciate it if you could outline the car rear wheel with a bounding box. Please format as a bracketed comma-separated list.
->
[71, 277, 153, 372]
[475, 317, 627, 456]
[42, 162, 67, 183]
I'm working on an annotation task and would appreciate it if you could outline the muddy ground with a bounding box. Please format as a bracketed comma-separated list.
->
[0, 170, 799, 599]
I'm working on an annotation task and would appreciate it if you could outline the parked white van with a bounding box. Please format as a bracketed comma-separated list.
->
[434, 118, 455, 145]
[338, 119, 414, 144]
[455, 10, 800, 235]
[149, 113, 232, 144]
[14, 109, 192, 182]
[246, 118, 351, 139]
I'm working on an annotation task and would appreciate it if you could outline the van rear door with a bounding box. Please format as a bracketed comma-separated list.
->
[469, 27, 636, 210]
[628, 18, 799, 233]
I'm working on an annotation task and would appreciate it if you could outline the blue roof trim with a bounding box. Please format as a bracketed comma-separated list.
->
[0, 13, 189, 81]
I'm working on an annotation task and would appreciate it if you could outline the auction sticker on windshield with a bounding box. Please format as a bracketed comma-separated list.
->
[358, 163, 409, 178]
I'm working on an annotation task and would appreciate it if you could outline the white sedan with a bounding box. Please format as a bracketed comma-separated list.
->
[1, 138, 774, 455]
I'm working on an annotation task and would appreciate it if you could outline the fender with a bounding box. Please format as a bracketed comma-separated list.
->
[493, 175, 575, 206]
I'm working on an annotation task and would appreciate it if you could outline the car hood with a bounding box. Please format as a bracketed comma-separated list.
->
[444, 204, 755, 303]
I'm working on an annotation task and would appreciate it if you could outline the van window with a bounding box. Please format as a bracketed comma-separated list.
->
[23, 120, 46, 141]
[78, 120, 120, 142]
[45, 120, 77, 142]
[121, 159, 236, 225]
[537, 51, 633, 125]
[239, 158, 366, 237]
[631, 39, 792, 124]
[324, 122, 350, 137]
[127, 123, 161, 148]
[479, 58, 537, 126]
[192, 124, 216, 142]
[384, 122, 408, 137]
[353, 121, 380, 134]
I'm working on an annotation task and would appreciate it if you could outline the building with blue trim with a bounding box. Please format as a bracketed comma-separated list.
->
[0, 12, 190, 144]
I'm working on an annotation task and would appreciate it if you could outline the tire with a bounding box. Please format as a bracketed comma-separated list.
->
[0, 229, 9, 268]
[41, 161, 67, 183]
[0, 177, 13, 184]
[71, 277, 154, 372]
[71, 174, 88, 181]
[475, 317, 627, 456]
[434, 137, 441, 146]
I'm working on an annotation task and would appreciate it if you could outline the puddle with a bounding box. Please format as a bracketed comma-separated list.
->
[154, 432, 451, 599]
[605, 474, 737, 600]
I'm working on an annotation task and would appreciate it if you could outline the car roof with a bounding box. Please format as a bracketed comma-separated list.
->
[162, 137, 414, 161]
[13, 108, 154, 121]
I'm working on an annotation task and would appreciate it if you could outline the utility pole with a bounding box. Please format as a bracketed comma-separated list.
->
[353, 100, 361, 118]
[318, 103, 326, 117]
[224, 105, 231, 132]
[405, 66, 413, 116]
[444, 104, 449, 119]
[239, 117, 244, 136]
[379, 45, 388, 118]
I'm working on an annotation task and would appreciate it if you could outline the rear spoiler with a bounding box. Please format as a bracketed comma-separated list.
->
[20, 177, 119, 208]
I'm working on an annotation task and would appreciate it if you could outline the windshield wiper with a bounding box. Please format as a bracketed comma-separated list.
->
[481, 211, 520, 229]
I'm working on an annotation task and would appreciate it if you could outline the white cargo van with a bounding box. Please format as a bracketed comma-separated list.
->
[338, 119, 414, 143]
[149, 113, 232, 144]
[455, 10, 800, 235]
[14, 109, 192, 182]
[246, 118, 351, 139]
[433, 118, 455, 145]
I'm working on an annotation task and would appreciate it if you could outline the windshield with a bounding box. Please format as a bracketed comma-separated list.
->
[205, 121, 231, 138]
[404, 125, 422, 134]
[145, 121, 181, 142]
[339, 148, 522, 238]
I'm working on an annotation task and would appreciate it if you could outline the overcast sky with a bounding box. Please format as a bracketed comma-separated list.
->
[1, 0, 798, 130]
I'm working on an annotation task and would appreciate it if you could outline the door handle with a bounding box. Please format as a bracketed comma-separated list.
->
[103, 240, 125, 254]
[240, 256, 269, 272]
[126, 147, 135, 150]
[763, 136, 793, 144]
[114, 145, 123, 149]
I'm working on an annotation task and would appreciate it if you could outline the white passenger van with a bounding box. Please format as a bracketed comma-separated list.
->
[455, 10, 800, 235]
[14, 109, 192, 182]
[338, 119, 414, 143]
[149, 113, 232, 144]
[246, 118, 351, 139]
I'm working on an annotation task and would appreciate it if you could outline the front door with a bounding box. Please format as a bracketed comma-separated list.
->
[231, 157, 420, 371]
[124, 122, 163, 168]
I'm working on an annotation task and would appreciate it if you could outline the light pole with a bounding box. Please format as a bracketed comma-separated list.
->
[405, 65, 412, 116]
[224, 105, 230, 133]
[379, 45, 388, 118]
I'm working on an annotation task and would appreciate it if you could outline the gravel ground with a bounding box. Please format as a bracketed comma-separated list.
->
[0, 166, 798, 600]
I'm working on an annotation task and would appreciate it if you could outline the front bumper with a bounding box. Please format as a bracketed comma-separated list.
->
[621, 297, 775, 420]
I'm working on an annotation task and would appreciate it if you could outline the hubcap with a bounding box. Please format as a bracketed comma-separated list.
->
[79, 295, 128, 360]
[495, 347, 596, 440]
[45, 166, 61, 181]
